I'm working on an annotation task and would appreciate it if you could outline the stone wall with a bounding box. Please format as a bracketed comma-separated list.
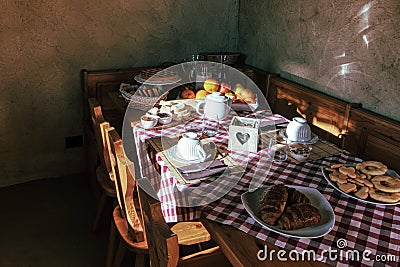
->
[0, 0, 238, 186]
[239, 0, 400, 121]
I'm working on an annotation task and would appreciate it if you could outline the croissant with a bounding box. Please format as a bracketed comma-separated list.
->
[258, 184, 288, 225]
[277, 203, 321, 230]
[286, 187, 311, 206]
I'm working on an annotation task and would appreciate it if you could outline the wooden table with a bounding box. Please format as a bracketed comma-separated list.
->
[201, 219, 327, 267]
[143, 136, 329, 267]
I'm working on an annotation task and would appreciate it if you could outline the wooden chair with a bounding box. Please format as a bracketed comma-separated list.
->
[106, 128, 148, 267]
[137, 178, 231, 267]
[88, 98, 118, 233]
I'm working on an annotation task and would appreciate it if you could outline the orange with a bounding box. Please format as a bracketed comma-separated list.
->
[203, 79, 219, 93]
[195, 89, 209, 100]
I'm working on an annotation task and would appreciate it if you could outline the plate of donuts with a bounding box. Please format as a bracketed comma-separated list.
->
[321, 161, 400, 205]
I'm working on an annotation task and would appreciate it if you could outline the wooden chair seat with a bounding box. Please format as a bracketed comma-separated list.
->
[137, 178, 231, 267]
[171, 222, 211, 246]
[112, 206, 148, 253]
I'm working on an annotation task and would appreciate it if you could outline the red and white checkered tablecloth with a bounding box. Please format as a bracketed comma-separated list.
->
[133, 111, 400, 267]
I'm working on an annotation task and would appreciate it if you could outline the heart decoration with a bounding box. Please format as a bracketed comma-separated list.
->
[236, 132, 250, 145]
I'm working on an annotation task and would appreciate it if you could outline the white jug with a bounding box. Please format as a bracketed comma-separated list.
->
[196, 92, 232, 121]
[177, 132, 206, 161]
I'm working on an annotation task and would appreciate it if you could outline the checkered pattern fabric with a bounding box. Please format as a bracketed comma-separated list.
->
[133, 112, 400, 267]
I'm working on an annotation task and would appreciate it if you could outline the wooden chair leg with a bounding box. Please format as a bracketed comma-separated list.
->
[112, 241, 127, 267]
[134, 254, 146, 267]
[92, 193, 108, 232]
[106, 219, 117, 267]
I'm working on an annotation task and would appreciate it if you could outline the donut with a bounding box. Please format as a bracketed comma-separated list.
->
[359, 161, 387, 176]
[369, 189, 400, 203]
[371, 176, 400, 193]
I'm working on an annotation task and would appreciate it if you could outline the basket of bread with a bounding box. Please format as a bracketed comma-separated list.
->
[322, 161, 400, 205]
[119, 83, 168, 111]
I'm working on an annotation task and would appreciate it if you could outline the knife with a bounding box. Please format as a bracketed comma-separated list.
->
[178, 160, 226, 174]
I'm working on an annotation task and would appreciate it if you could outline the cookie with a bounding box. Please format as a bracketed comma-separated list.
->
[338, 183, 357, 193]
[354, 187, 369, 200]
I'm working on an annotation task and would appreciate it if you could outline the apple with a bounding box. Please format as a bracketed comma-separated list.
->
[244, 97, 256, 104]
[240, 88, 255, 100]
[181, 88, 195, 99]
[203, 78, 219, 93]
[219, 82, 231, 94]
[234, 83, 245, 95]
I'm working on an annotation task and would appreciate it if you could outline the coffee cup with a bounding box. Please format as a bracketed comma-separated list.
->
[141, 115, 158, 129]
[286, 117, 311, 142]
[177, 132, 206, 161]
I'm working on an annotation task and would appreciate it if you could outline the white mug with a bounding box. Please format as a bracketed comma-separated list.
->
[177, 132, 206, 161]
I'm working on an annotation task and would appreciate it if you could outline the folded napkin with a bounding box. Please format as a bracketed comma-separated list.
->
[177, 160, 227, 181]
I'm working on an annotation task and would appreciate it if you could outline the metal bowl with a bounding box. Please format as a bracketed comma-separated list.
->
[205, 53, 241, 65]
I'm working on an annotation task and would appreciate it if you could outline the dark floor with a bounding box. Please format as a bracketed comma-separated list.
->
[0, 174, 113, 267]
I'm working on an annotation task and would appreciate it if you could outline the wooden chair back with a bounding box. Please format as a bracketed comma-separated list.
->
[88, 98, 113, 178]
[137, 178, 179, 267]
[107, 128, 144, 242]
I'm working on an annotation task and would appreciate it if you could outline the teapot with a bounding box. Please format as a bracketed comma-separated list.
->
[177, 132, 207, 161]
[196, 92, 232, 121]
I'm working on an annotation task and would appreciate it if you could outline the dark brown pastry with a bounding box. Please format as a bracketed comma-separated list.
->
[286, 187, 311, 206]
[258, 184, 288, 225]
[277, 203, 321, 230]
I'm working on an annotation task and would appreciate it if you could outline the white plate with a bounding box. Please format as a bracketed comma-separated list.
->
[321, 165, 400, 206]
[279, 129, 319, 144]
[134, 74, 181, 85]
[167, 140, 216, 164]
[241, 185, 335, 239]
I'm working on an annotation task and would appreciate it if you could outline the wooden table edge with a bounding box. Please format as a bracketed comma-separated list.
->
[200, 219, 329, 267]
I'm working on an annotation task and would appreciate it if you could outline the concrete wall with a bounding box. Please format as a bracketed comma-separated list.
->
[0, 0, 239, 187]
[239, 0, 400, 121]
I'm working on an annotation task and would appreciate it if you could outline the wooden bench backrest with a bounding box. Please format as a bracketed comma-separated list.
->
[345, 108, 400, 173]
[266, 75, 400, 172]
[267, 76, 352, 147]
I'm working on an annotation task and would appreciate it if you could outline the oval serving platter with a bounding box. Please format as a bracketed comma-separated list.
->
[321, 164, 400, 206]
[241, 185, 335, 239]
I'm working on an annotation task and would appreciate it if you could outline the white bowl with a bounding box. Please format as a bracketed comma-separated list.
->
[286, 117, 311, 142]
[140, 115, 158, 129]
[289, 143, 312, 161]
[157, 112, 173, 124]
